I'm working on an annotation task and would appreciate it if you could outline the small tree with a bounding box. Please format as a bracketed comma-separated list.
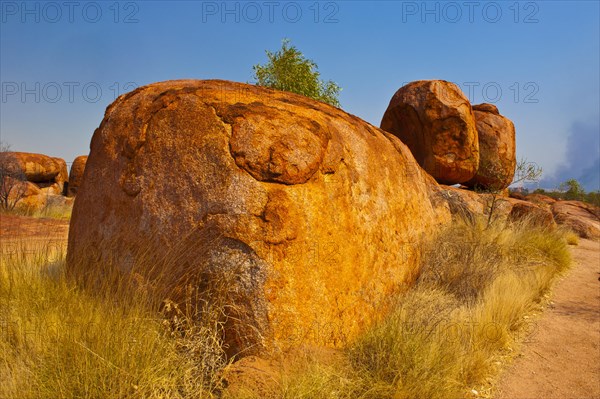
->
[0, 142, 27, 211]
[474, 158, 542, 227]
[558, 179, 585, 201]
[253, 39, 341, 107]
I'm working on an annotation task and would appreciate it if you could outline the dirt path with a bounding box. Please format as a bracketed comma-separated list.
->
[0, 214, 69, 239]
[495, 238, 600, 399]
[0, 214, 70, 257]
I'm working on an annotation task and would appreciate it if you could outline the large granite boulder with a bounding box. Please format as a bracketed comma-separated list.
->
[465, 104, 516, 190]
[380, 80, 479, 184]
[67, 80, 451, 356]
[67, 155, 88, 197]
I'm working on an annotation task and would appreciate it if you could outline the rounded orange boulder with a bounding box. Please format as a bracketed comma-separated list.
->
[380, 80, 479, 184]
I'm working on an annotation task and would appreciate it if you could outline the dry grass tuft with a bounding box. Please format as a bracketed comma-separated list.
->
[0, 237, 230, 399]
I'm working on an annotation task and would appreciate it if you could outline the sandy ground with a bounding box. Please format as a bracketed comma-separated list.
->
[0, 214, 69, 239]
[0, 214, 70, 256]
[495, 238, 600, 399]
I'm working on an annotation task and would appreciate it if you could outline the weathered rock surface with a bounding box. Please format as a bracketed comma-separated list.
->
[53, 157, 69, 194]
[472, 103, 499, 114]
[465, 104, 516, 190]
[0, 152, 62, 182]
[12, 180, 45, 212]
[67, 79, 451, 356]
[439, 185, 486, 221]
[380, 80, 479, 184]
[67, 155, 88, 197]
[552, 201, 600, 239]
[525, 193, 557, 207]
[508, 201, 556, 229]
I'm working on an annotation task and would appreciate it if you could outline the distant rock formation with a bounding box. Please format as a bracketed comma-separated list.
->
[0, 151, 70, 211]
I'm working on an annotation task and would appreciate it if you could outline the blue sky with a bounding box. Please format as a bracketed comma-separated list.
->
[1, 0, 599, 190]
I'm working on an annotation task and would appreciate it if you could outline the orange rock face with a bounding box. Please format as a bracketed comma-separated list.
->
[67, 80, 451, 356]
[465, 104, 516, 190]
[67, 155, 88, 197]
[380, 80, 479, 184]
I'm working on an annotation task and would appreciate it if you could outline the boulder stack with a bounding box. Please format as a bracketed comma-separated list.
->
[0, 151, 70, 211]
[380, 80, 479, 184]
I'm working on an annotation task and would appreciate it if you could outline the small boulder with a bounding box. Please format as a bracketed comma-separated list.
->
[440, 185, 554, 229]
[472, 103, 499, 114]
[381, 80, 479, 184]
[12, 180, 46, 212]
[508, 201, 556, 229]
[39, 182, 63, 196]
[465, 104, 516, 191]
[52, 157, 69, 194]
[67, 155, 88, 197]
[509, 190, 527, 200]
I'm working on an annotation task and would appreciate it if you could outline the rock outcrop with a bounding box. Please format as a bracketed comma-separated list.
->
[12, 180, 45, 211]
[380, 80, 479, 184]
[552, 201, 600, 239]
[508, 201, 556, 229]
[524, 193, 557, 207]
[53, 157, 69, 194]
[67, 79, 451, 356]
[440, 185, 555, 228]
[465, 104, 516, 190]
[67, 155, 88, 197]
[1, 152, 62, 182]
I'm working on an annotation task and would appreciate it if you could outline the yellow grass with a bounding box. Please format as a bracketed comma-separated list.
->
[4, 200, 73, 220]
[0, 239, 227, 399]
[247, 217, 573, 399]
[1, 215, 573, 398]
